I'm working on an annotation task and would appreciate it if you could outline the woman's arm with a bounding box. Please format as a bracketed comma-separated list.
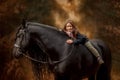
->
[73, 33, 88, 45]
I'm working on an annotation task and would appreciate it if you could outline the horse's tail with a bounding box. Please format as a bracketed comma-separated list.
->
[96, 40, 112, 80]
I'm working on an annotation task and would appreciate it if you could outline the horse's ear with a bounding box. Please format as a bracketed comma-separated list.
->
[22, 19, 27, 29]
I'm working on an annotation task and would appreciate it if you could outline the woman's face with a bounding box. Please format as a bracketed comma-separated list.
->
[65, 23, 74, 32]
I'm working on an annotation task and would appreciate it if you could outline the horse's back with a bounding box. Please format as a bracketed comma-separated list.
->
[90, 39, 111, 62]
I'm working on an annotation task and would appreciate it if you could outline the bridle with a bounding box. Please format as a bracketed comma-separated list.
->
[34, 39, 75, 65]
[14, 25, 75, 65]
[20, 44, 75, 65]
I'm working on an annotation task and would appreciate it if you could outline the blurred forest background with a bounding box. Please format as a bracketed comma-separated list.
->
[0, 0, 120, 80]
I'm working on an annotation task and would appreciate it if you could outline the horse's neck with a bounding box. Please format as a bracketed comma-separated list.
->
[38, 31, 67, 59]
[29, 24, 69, 60]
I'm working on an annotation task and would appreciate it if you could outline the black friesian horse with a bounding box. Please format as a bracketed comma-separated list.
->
[13, 21, 111, 80]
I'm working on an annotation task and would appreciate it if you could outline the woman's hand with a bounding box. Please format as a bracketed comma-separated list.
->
[66, 39, 73, 44]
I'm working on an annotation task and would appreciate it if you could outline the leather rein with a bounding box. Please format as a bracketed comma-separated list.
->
[14, 25, 75, 65]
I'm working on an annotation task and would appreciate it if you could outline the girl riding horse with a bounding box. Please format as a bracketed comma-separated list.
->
[13, 21, 111, 80]
[62, 20, 104, 64]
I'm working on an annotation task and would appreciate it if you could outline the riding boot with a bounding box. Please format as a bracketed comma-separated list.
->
[84, 41, 104, 64]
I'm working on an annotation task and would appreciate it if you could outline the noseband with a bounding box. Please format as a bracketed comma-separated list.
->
[14, 44, 20, 48]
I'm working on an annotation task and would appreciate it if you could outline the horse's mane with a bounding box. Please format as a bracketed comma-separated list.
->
[26, 22, 60, 32]
[25, 22, 67, 39]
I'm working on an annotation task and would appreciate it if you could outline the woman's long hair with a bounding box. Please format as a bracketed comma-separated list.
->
[63, 20, 78, 38]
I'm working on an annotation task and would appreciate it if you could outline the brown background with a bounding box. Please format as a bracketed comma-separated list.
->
[0, 0, 120, 80]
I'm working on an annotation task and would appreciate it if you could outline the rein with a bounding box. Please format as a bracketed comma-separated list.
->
[14, 22, 75, 65]
[21, 43, 75, 65]
[14, 35, 75, 65]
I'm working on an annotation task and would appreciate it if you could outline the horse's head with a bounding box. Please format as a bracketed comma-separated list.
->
[13, 25, 30, 58]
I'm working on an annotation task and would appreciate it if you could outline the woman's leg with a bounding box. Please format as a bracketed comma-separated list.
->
[84, 41, 104, 64]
